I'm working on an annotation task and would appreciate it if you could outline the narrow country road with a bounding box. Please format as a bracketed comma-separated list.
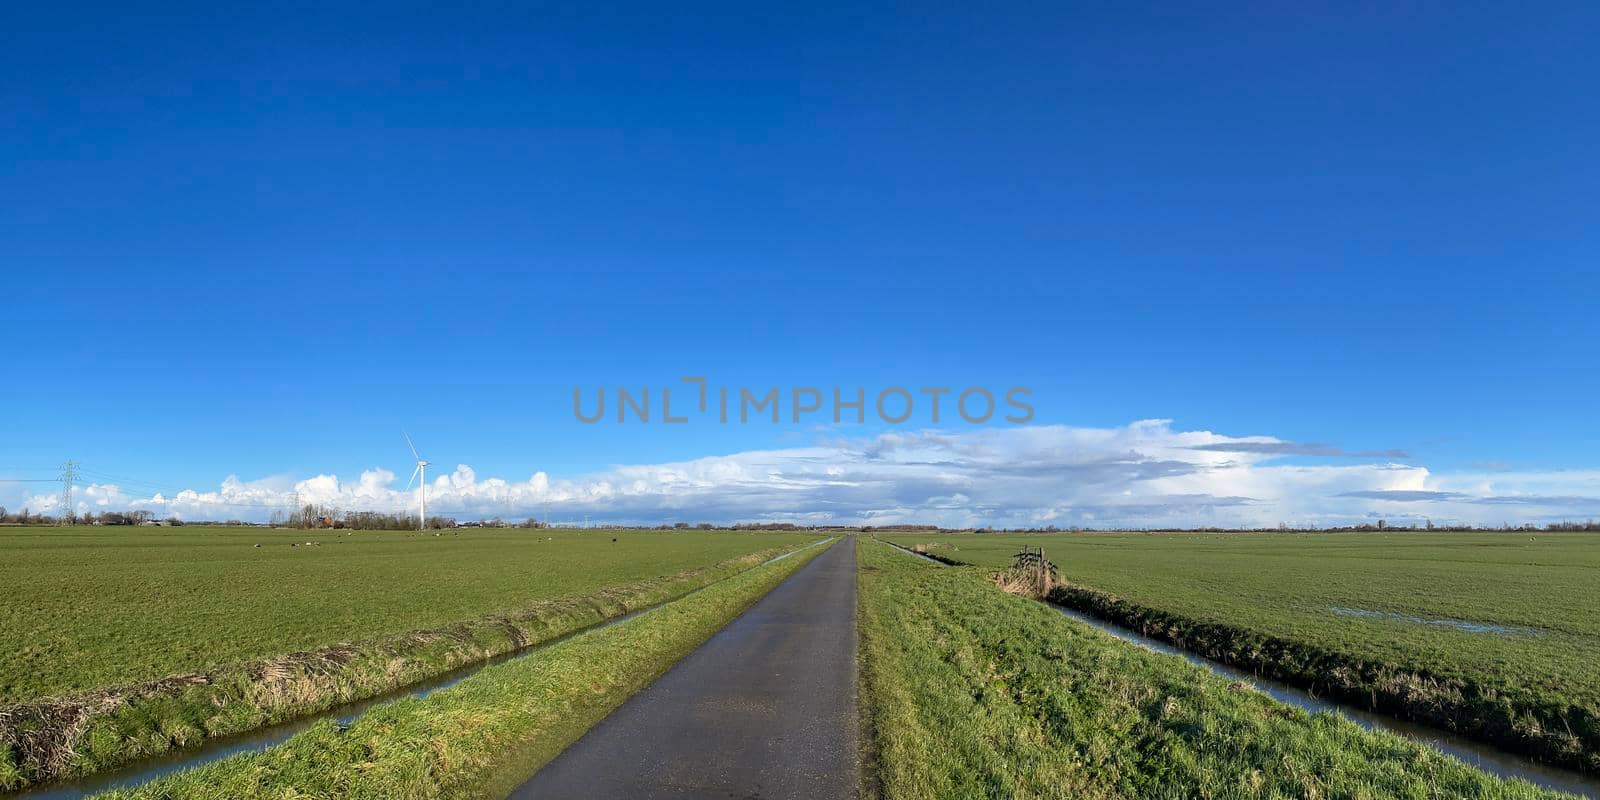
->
[511, 536, 859, 800]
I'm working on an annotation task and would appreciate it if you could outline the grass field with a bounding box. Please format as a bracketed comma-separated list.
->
[881, 531, 1600, 771]
[0, 525, 812, 702]
[0, 525, 816, 790]
[858, 539, 1577, 799]
[97, 539, 833, 800]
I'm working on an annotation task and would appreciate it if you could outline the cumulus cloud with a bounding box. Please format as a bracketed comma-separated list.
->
[11, 421, 1600, 527]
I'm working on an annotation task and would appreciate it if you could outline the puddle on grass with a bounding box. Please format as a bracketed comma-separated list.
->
[1329, 606, 1542, 636]
[7, 539, 833, 800]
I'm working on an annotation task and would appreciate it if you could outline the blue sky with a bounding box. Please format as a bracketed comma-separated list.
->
[3, 2, 1597, 525]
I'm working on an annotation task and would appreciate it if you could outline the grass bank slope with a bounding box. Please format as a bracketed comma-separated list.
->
[858, 539, 1577, 799]
[882, 531, 1600, 772]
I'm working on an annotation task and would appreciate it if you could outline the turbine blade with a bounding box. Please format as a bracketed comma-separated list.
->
[404, 431, 420, 460]
[406, 464, 421, 490]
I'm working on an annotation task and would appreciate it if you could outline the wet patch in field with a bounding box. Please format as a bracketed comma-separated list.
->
[1329, 606, 1542, 636]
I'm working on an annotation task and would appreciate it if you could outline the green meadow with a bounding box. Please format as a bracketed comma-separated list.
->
[96, 541, 830, 800]
[0, 526, 817, 790]
[882, 530, 1600, 771]
[0, 526, 811, 702]
[858, 539, 1578, 799]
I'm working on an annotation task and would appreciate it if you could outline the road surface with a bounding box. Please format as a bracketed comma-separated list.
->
[510, 536, 858, 799]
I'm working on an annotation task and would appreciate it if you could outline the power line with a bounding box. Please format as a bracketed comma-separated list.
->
[76, 468, 193, 496]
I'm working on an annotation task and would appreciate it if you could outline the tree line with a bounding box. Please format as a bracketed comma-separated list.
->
[1, 506, 1597, 532]
[273, 504, 553, 530]
[0, 507, 176, 525]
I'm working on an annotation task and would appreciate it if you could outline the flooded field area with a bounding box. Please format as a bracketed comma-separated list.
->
[1329, 605, 1544, 636]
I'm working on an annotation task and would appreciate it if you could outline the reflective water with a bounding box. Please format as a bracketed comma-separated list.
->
[1330, 605, 1542, 636]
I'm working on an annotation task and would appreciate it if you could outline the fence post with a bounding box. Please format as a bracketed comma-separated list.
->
[1038, 546, 1045, 593]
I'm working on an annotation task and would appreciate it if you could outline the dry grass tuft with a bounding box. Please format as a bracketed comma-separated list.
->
[990, 550, 1060, 600]
[0, 672, 208, 784]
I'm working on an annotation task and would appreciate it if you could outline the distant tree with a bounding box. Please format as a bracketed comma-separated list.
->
[341, 510, 427, 530]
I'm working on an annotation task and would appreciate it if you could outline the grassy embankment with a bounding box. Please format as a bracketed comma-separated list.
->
[95, 538, 833, 800]
[882, 531, 1600, 773]
[858, 539, 1578, 799]
[0, 527, 815, 790]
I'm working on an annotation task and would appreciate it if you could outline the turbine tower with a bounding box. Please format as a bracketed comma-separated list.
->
[405, 432, 430, 530]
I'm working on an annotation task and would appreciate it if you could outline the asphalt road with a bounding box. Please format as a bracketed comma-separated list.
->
[510, 537, 859, 800]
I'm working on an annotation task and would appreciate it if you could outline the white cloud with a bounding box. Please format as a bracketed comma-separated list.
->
[9, 421, 1600, 527]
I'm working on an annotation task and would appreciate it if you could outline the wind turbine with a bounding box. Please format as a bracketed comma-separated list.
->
[404, 432, 430, 529]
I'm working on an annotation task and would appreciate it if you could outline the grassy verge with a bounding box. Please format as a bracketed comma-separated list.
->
[883, 532, 1600, 774]
[857, 539, 1576, 799]
[0, 542, 812, 792]
[1046, 581, 1600, 775]
[93, 538, 832, 799]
